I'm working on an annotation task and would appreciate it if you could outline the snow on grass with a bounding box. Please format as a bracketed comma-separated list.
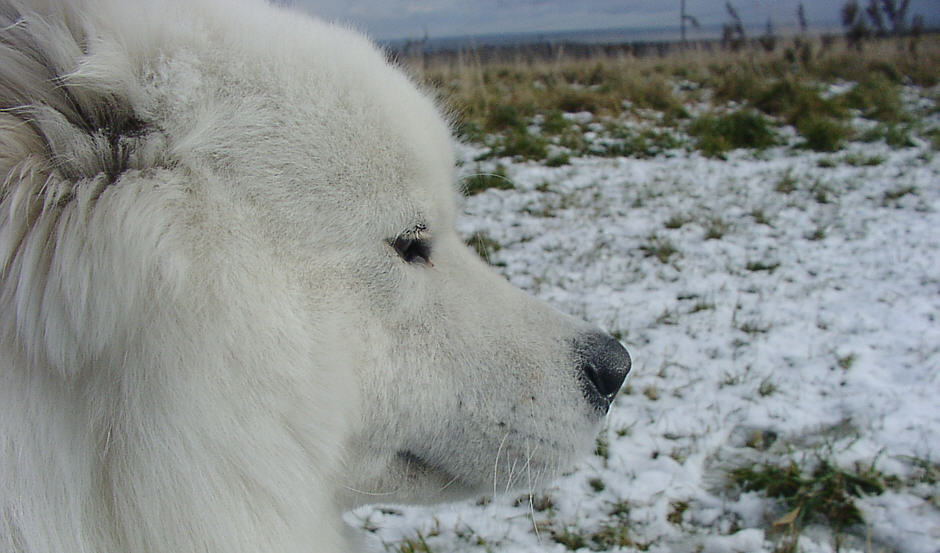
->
[349, 118, 939, 553]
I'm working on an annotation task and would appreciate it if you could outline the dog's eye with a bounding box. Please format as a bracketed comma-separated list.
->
[390, 226, 432, 265]
[392, 236, 431, 264]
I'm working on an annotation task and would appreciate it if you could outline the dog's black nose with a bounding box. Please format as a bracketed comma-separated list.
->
[574, 332, 631, 413]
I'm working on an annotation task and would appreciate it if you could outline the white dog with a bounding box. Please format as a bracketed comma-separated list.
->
[0, 1, 631, 551]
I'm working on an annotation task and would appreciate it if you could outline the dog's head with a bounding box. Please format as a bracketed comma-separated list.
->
[0, 0, 629, 535]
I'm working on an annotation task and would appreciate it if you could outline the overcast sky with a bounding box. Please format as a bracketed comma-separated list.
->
[290, 0, 938, 41]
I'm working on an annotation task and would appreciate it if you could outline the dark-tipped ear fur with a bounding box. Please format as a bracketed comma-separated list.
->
[0, 0, 147, 190]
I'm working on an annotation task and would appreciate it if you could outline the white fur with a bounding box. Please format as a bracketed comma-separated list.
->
[0, 1, 617, 551]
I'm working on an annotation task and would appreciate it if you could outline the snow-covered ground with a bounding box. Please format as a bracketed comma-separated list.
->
[349, 114, 939, 552]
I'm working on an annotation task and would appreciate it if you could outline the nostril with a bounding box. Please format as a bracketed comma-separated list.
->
[584, 358, 629, 399]
[573, 332, 631, 412]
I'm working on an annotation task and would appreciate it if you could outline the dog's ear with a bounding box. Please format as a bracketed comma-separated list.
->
[0, 1, 150, 198]
[0, 2, 168, 376]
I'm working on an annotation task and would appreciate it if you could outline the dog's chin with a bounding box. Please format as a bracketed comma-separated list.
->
[392, 450, 479, 503]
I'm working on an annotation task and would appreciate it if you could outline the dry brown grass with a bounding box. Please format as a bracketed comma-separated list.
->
[398, 35, 939, 136]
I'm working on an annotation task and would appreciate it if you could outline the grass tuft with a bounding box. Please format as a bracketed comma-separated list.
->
[774, 171, 798, 194]
[551, 527, 588, 551]
[590, 522, 634, 549]
[666, 501, 689, 525]
[704, 217, 731, 240]
[485, 103, 527, 132]
[639, 235, 678, 264]
[883, 185, 917, 204]
[688, 110, 777, 157]
[462, 165, 513, 195]
[729, 458, 888, 532]
[758, 378, 778, 397]
[836, 353, 857, 370]
[495, 127, 550, 160]
[394, 535, 434, 553]
[664, 213, 689, 229]
[750, 208, 773, 225]
[797, 117, 850, 152]
[842, 74, 906, 123]
[746, 260, 780, 273]
[754, 78, 846, 123]
[465, 232, 501, 262]
[594, 434, 609, 459]
[861, 123, 916, 148]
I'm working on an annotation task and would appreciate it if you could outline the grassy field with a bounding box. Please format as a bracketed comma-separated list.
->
[405, 35, 938, 163]
[351, 35, 939, 553]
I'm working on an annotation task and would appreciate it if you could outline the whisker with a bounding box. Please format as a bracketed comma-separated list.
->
[340, 484, 399, 497]
[505, 456, 520, 494]
[524, 440, 543, 544]
[493, 431, 510, 497]
[439, 474, 460, 492]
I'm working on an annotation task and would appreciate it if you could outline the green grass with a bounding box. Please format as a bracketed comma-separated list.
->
[774, 171, 798, 194]
[594, 434, 610, 460]
[589, 522, 634, 549]
[493, 127, 549, 160]
[545, 152, 570, 167]
[599, 126, 682, 158]
[796, 117, 850, 152]
[843, 152, 885, 167]
[836, 353, 857, 370]
[750, 209, 773, 225]
[485, 103, 526, 132]
[883, 185, 918, 204]
[739, 319, 771, 334]
[666, 501, 689, 525]
[758, 378, 778, 397]
[746, 428, 779, 451]
[465, 232, 501, 262]
[462, 165, 513, 195]
[689, 299, 716, 314]
[704, 217, 730, 240]
[588, 478, 606, 493]
[639, 235, 678, 264]
[664, 213, 689, 229]
[541, 109, 572, 134]
[746, 260, 781, 272]
[551, 527, 588, 551]
[729, 458, 889, 533]
[411, 35, 938, 164]
[810, 180, 834, 204]
[861, 123, 917, 148]
[806, 226, 827, 241]
[530, 494, 555, 512]
[898, 455, 939, 487]
[550, 501, 636, 552]
[655, 308, 679, 326]
[842, 74, 906, 123]
[688, 110, 778, 157]
[393, 535, 434, 553]
[754, 79, 843, 121]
